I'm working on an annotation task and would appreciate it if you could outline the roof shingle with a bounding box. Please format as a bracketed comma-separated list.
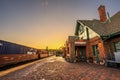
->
[78, 11, 120, 36]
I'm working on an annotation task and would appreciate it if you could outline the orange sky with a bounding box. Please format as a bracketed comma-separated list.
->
[0, 0, 120, 49]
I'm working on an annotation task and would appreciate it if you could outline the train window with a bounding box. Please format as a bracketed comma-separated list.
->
[0, 43, 3, 54]
[0, 43, 2, 46]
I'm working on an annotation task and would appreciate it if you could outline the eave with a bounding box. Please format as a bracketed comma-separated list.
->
[101, 31, 120, 41]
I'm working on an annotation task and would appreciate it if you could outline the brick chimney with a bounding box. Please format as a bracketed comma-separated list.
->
[98, 5, 107, 22]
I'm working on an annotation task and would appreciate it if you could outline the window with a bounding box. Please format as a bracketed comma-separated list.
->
[79, 25, 84, 35]
[113, 41, 120, 52]
[0, 43, 2, 54]
[75, 23, 84, 36]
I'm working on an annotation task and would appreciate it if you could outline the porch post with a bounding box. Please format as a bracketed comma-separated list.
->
[70, 42, 75, 62]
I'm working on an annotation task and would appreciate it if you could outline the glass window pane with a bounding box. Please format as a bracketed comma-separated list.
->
[114, 41, 120, 52]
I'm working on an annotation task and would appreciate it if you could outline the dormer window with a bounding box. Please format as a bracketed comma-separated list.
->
[75, 22, 84, 36]
[79, 24, 84, 35]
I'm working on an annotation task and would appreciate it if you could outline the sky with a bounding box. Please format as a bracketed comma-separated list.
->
[0, 0, 120, 49]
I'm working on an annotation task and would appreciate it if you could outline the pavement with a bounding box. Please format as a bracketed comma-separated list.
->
[0, 56, 120, 80]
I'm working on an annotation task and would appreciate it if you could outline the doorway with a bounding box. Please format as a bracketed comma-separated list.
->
[75, 46, 86, 62]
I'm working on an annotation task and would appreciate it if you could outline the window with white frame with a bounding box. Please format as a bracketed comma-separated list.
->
[114, 41, 120, 52]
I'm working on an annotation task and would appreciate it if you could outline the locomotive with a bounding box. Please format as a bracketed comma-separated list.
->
[0, 40, 49, 67]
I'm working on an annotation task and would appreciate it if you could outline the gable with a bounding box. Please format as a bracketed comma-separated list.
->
[86, 25, 100, 39]
[77, 11, 120, 36]
[75, 21, 100, 39]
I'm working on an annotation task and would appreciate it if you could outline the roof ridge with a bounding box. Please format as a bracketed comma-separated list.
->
[110, 11, 120, 18]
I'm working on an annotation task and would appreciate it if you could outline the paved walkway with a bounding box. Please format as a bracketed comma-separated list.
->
[0, 56, 120, 80]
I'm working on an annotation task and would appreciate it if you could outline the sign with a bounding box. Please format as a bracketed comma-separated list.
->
[75, 42, 86, 44]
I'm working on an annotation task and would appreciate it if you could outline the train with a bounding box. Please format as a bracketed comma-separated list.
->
[0, 40, 49, 67]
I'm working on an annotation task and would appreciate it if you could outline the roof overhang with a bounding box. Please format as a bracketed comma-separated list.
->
[101, 31, 120, 40]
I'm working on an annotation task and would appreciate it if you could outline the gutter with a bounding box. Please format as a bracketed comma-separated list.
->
[101, 31, 120, 41]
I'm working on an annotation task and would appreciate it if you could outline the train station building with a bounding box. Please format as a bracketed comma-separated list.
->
[65, 5, 120, 64]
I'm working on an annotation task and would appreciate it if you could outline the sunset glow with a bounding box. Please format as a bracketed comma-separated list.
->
[0, 0, 120, 49]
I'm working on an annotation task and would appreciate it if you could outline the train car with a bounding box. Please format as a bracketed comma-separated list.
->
[37, 49, 49, 59]
[0, 40, 38, 67]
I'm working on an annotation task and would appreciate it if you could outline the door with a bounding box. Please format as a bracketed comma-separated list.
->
[92, 45, 100, 63]
[75, 46, 86, 62]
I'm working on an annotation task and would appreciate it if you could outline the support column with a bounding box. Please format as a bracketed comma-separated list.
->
[69, 42, 75, 62]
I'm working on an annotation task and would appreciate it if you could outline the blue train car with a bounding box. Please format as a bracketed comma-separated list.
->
[0, 40, 36, 54]
[0, 40, 39, 67]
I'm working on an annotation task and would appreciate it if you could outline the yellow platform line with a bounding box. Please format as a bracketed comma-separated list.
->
[0, 56, 53, 77]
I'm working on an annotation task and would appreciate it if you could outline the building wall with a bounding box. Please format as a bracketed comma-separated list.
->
[87, 35, 120, 62]
[65, 35, 120, 63]
[104, 36, 120, 59]
[86, 36, 105, 62]
[65, 36, 77, 62]
[66, 36, 105, 62]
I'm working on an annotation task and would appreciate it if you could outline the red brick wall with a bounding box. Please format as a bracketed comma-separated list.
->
[104, 36, 120, 58]
[86, 36, 105, 61]
[86, 42, 92, 58]
[65, 35, 120, 62]
[87, 36, 120, 61]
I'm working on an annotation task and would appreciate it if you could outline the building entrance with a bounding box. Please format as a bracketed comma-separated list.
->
[75, 46, 86, 62]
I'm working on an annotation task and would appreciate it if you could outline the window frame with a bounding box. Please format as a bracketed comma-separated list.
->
[79, 24, 84, 35]
[113, 41, 120, 52]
